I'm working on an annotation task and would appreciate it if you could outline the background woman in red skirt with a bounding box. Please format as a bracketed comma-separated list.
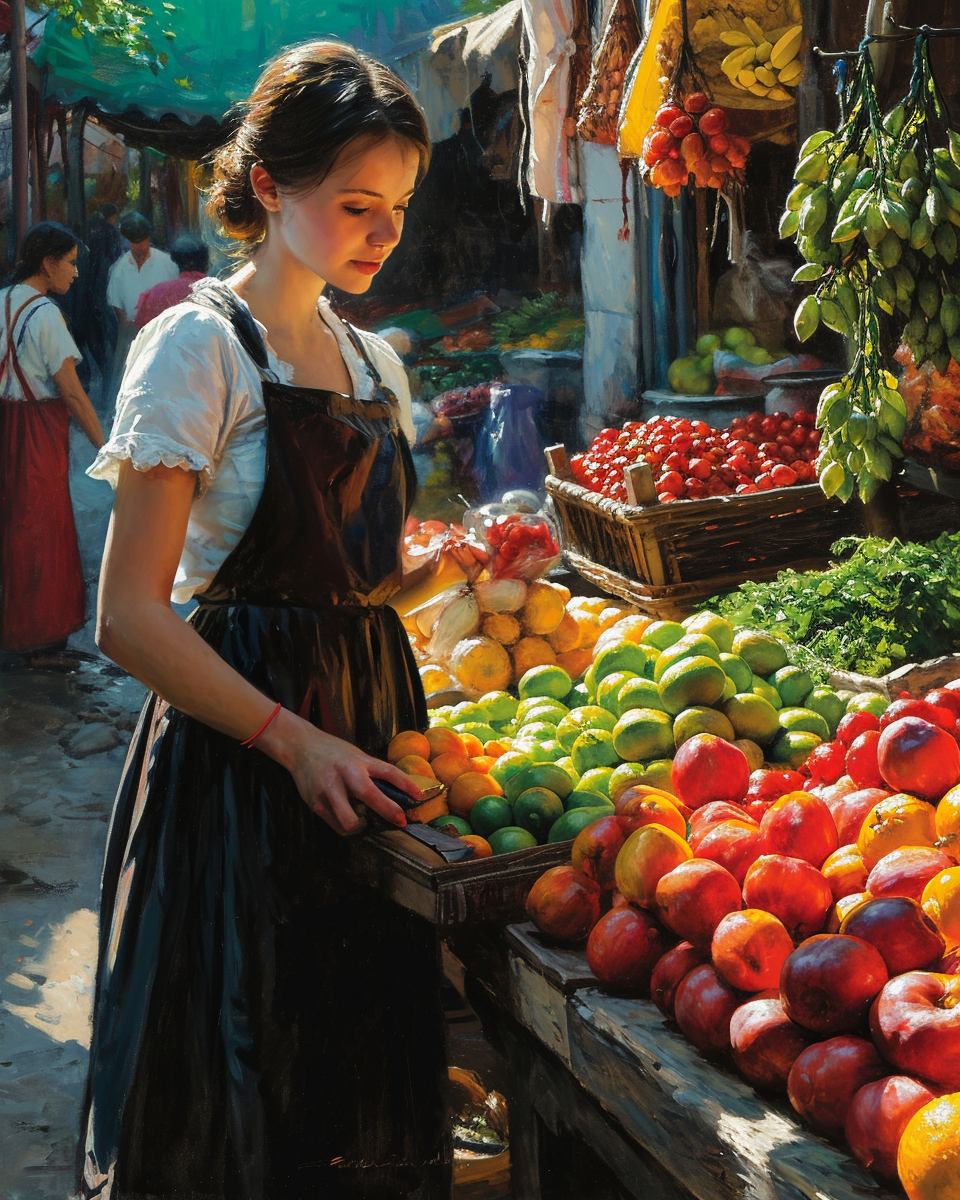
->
[0, 223, 104, 656]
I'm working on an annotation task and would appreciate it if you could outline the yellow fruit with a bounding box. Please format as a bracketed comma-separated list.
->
[770, 25, 803, 69]
[395, 753, 435, 778]
[425, 727, 467, 758]
[857, 794, 939, 870]
[755, 64, 777, 87]
[897, 1093, 960, 1200]
[754, 40, 772, 62]
[766, 85, 795, 102]
[387, 730, 432, 763]
[481, 612, 522, 646]
[737, 68, 758, 88]
[449, 635, 513, 693]
[743, 15, 768, 43]
[556, 648, 594, 679]
[520, 581, 567, 636]
[448, 771, 503, 817]
[720, 30, 755, 47]
[599, 605, 629, 632]
[778, 59, 803, 86]
[419, 665, 454, 694]
[546, 611, 581, 653]
[922, 867, 960, 946]
[748, 82, 772, 97]
[511, 636, 557, 683]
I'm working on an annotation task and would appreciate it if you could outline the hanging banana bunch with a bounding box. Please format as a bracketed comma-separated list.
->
[719, 18, 803, 100]
[778, 36, 960, 504]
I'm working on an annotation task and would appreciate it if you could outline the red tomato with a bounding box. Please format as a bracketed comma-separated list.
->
[698, 108, 728, 136]
[670, 114, 695, 139]
[656, 104, 684, 128]
[685, 91, 709, 113]
[659, 471, 684, 494]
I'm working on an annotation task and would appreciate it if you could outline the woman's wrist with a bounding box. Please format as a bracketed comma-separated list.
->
[253, 705, 311, 769]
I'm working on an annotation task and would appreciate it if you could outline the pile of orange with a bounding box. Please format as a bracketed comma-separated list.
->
[386, 727, 507, 855]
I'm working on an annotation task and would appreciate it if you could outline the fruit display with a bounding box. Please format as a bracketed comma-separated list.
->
[640, 93, 750, 196]
[719, 18, 802, 100]
[782, 35, 960, 503]
[666, 325, 783, 394]
[712, 531, 960, 678]
[523, 671, 960, 1196]
[489, 294, 584, 352]
[412, 357, 501, 402]
[895, 343, 960, 469]
[569, 410, 820, 504]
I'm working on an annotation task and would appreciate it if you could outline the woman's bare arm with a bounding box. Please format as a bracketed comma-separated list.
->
[53, 357, 105, 448]
[97, 461, 419, 833]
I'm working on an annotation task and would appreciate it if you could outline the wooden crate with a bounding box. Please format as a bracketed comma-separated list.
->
[345, 830, 570, 926]
[545, 445, 859, 619]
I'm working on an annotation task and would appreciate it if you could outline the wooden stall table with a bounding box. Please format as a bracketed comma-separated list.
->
[452, 922, 903, 1200]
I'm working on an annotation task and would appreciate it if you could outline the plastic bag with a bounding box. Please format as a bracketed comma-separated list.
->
[714, 349, 822, 394]
[474, 383, 546, 501]
[577, 0, 642, 146]
[895, 344, 960, 470]
[712, 232, 798, 350]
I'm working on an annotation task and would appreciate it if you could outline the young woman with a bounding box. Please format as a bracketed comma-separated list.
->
[80, 43, 451, 1199]
[0, 223, 104, 657]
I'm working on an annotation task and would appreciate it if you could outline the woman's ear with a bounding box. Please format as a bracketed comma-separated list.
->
[250, 163, 281, 213]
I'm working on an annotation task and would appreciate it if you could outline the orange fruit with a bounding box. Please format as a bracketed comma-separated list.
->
[546, 611, 581, 653]
[922, 866, 960, 946]
[460, 834, 493, 858]
[483, 740, 510, 759]
[387, 730, 431, 763]
[857, 793, 939, 870]
[431, 751, 472, 787]
[898, 1092, 960, 1199]
[449, 772, 503, 817]
[394, 753, 435, 778]
[425, 727, 467, 759]
[510, 636, 557, 683]
[936, 784, 960, 842]
[459, 732, 485, 758]
[555, 648, 594, 680]
[468, 754, 497, 775]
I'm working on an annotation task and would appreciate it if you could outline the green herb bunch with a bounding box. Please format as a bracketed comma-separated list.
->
[711, 532, 960, 677]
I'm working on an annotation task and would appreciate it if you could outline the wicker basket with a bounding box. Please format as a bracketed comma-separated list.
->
[544, 445, 861, 620]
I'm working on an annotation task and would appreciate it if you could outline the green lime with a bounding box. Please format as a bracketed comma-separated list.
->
[845, 691, 890, 717]
[616, 676, 665, 717]
[517, 703, 569, 729]
[488, 826, 538, 854]
[556, 705, 617, 752]
[516, 720, 559, 743]
[547, 807, 611, 844]
[451, 700, 487, 725]
[608, 762, 649, 802]
[770, 665, 814, 707]
[454, 722, 499, 743]
[587, 641, 655, 691]
[578, 766, 614, 798]
[722, 675, 737, 701]
[516, 696, 568, 724]
[720, 653, 753, 694]
[682, 610, 735, 654]
[518, 664, 574, 702]
[429, 706, 455, 726]
[612, 707, 674, 761]
[640, 759, 676, 795]
[778, 706, 831, 741]
[527, 738, 565, 763]
[751, 675, 783, 710]
[568, 681, 590, 706]
[672, 706, 735, 749]
[429, 814, 472, 837]
[570, 728, 620, 773]
[768, 729, 822, 769]
[640, 620, 686, 651]
[564, 789, 613, 812]
[805, 687, 846, 736]
[514, 787, 565, 840]
[478, 690, 519, 724]
[470, 795, 514, 839]
[505, 762, 575, 804]
[723, 693, 781, 746]
[732, 629, 789, 677]
[489, 750, 532, 789]
[657, 656, 727, 716]
[653, 633, 721, 682]
[556, 756, 581, 784]
[597, 671, 638, 714]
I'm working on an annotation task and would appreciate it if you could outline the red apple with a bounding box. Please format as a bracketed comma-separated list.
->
[787, 1035, 886, 1137]
[844, 1075, 940, 1183]
[879, 697, 956, 733]
[821, 845, 869, 901]
[650, 941, 710, 1018]
[876, 716, 960, 801]
[730, 996, 810, 1094]
[865, 845, 956, 905]
[837, 712, 881, 747]
[846, 731, 884, 789]
[712, 909, 794, 992]
[759, 790, 839, 868]
[525, 864, 601, 944]
[571, 815, 627, 891]
[869, 971, 960, 1090]
[780, 934, 889, 1034]
[672, 733, 750, 809]
[742, 854, 834, 940]
[586, 904, 672, 995]
[654, 858, 741, 945]
[693, 819, 764, 884]
[674, 964, 741, 1053]
[924, 688, 960, 721]
[839, 895, 946, 975]
[687, 800, 752, 836]
[829, 787, 890, 846]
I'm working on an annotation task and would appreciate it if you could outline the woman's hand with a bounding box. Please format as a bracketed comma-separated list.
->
[256, 709, 424, 835]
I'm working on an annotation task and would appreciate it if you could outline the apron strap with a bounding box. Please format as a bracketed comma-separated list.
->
[333, 310, 403, 409]
[1, 290, 46, 403]
[186, 277, 280, 384]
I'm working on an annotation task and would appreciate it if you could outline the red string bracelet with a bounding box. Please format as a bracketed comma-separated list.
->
[240, 701, 282, 748]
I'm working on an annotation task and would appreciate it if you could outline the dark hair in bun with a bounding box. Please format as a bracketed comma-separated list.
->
[10, 222, 79, 283]
[206, 40, 430, 247]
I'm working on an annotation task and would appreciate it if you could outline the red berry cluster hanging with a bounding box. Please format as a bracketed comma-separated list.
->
[642, 92, 752, 196]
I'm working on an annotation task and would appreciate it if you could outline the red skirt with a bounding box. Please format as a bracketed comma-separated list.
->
[0, 398, 84, 651]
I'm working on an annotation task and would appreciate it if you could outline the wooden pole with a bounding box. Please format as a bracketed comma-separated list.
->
[66, 102, 89, 235]
[9, 0, 30, 259]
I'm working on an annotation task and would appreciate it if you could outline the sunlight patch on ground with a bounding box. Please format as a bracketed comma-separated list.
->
[3, 908, 98, 1048]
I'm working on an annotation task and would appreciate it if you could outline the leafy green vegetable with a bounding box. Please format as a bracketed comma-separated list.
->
[709, 532, 960, 677]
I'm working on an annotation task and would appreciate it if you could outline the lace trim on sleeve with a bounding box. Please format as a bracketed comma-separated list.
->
[87, 431, 214, 491]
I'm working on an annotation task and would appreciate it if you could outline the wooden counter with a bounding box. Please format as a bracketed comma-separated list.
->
[487, 923, 902, 1200]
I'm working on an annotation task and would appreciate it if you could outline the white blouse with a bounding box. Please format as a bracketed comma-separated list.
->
[0, 284, 82, 401]
[88, 290, 414, 604]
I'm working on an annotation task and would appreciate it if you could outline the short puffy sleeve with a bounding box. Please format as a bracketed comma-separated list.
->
[88, 304, 259, 494]
[25, 300, 81, 376]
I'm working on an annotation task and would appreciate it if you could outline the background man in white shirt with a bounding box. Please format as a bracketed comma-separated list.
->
[105, 213, 177, 403]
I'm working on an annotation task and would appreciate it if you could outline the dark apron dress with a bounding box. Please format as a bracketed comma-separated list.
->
[80, 280, 450, 1200]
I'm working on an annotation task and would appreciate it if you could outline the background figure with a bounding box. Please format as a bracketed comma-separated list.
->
[80, 204, 124, 393]
[105, 212, 177, 401]
[134, 233, 210, 329]
[0, 223, 104, 661]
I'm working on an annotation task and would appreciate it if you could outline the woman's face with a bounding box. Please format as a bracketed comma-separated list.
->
[269, 137, 421, 292]
[44, 247, 79, 294]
